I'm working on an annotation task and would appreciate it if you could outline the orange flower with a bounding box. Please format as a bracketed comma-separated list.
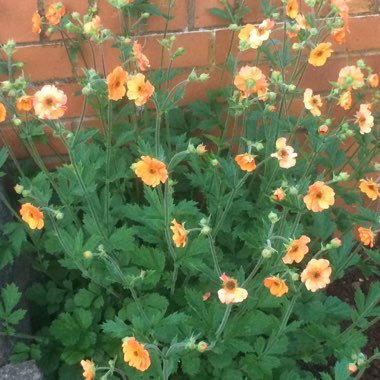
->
[301, 258, 332, 292]
[45, 2, 66, 25]
[303, 88, 323, 116]
[234, 65, 268, 99]
[286, 0, 299, 19]
[107, 66, 128, 101]
[83, 15, 102, 36]
[122, 337, 151, 372]
[358, 226, 376, 248]
[133, 42, 151, 71]
[235, 153, 256, 172]
[359, 179, 380, 200]
[369, 73, 379, 88]
[337, 65, 364, 90]
[132, 156, 168, 187]
[331, 0, 350, 32]
[263, 276, 289, 297]
[270, 137, 297, 169]
[332, 27, 345, 44]
[196, 143, 207, 154]
[16, 96, 33, 112]
[80, 360, 94, 380]
[308, 43, 333, 67]
[319, 125, 329, 135]
[32, 11, 41, 34]
[355, 104, 374, 134]
[238, 24, 255, 43]
[273, 188, 285, 201]
[170, 219, 188, 248]
[0, 103, 7, 122]
[348, 363, 358, 374]
[337, 90, 352, 110]
[218, 272, 248, 304]
[287, 14, 309, 38]
[20, 203, 44, 230]
[33, 85, 67, 120]
[303, 181, 335, 212]
[247, 19, 275, 49]
[127, 73, 155, 106]
[283, 235, 311, 264]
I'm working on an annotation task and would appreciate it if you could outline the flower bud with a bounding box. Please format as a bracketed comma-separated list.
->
[199, 73, 210, 82]
[357, 59, 366, 69]
[185, 337, 196, 350]
[211, 159, 219, 167]
[71, 11, 80, 20]
[268, 211, 279, 224]
[21, 189, 31, 197]
[357, 353, 367, 366]
[348, 363, 358, 374]
[170, 36, 176, 42]
[330, 237, 342, 248]
[188, 69, 198, 82]
[292, 43, 301, 50]
[196, 144, 207, 154]
[261, 248, 273, 258]
[197, 341, 208, 353]
[288, 84, 296, 92]
[83, 250, 93, 259]
[201, 225, 211, 235]
[187, 143, 196, 153]
[309, 28, 318, 36]
[288, 186, 298, 195]
[12, 117, 22, 126]
[318, 125, 329, 135]
[55, 211, 64, 220]
[254, 142, 264, 151]
[141, 12, 150, 19]
[14, 184, 24, 194]
[228, 23, 239, 31]
[290, 272, 299, 281]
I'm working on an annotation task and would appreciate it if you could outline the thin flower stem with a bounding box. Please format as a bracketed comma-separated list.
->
[207, 233, 222, 277]
[96, 367, 128, 380]
[242, 256, 264, 287]
[0, 331, 44, 342]
[104, 101, 113, 234]
[155, 106, 162, 158]
[215, 304, 233, 339]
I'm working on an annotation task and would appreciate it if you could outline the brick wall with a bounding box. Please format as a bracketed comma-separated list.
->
[1, 0, 380, 160]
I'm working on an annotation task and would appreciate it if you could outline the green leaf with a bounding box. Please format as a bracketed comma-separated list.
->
[1, 283, 22, 316]
[0, 147, 9, 170]
[208, 8, 231, 22]
[181, 351, 201, 376]
[73, 289, 96, 308]
[109, 226, 135, 251]
[50, 313, 81, 346]
[7, 309, 26, 325]
[101, 317, 131, 338]
[334, 359, 350, 380]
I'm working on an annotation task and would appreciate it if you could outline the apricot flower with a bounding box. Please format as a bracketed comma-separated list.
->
[0, 103, 7, 122]
[133, 42, 151, 71]
[283, 235, 311, 264]
[273, 188, 285, 201]
[355, 104, 374, 134]
[303, 88, 323, 116]
[33, 85, 67, 120]
[235, 153, 256, 172]
[245, 19, 275, 49]
[218, 273, 248, 304]
[337, 65, 364, 90]
[331, 0, 350, 32]
[358, 227, 375, 248]
[332, 27, 345, 44]
[286, 0, 299, 19]
[308, 43, 333, 67]
[301, 258, 332, 292]
[359, 179, 380, 200]
[303, 181, 335, 212]
[132, 156, 168, 187]
[32, 11, 41, 34]
[338, 90, 352, 110]
[170, 219, 188, 248]
[16, 96, 33, 112]
[122, 337, 151, 372]
[127, 73, 155, 106]
[20, 203, 44, 230]
[369, 74, 379, 88]
[107, 66, 128, 101]
[263, 276, 289, 297]
[80, 360, 94, 380]
[270, 137, 297, 169]
[45, 2, 66, 25]
[83, 15, 102, 36]
[234, 66, 268, 99]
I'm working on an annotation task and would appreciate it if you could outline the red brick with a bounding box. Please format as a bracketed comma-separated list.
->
[145, 0, 188, 32]
[0, 127, 29, 159]
[347, 0, 374, 14]
[0, 0, 40, 43]
[58, 83, 96, 118]
[15, 44, 74, 81]
[97, 0, 122, 35]
[194, 0, 234, 28]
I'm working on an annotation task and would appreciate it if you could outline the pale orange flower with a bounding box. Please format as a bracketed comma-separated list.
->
[348, 363, 358, 374]
[170, 219, 188, 248]
[270, 137, 297, 169]
[16, 96, 33, 112]
[127, 73, 155, 106]
[319, 125, 329, 135]
[283, 235, 311, 264]
[331, 0, 350, 32]
[303, 181, 335, 212]
[202, 292, 211, 301]
[301, 258, 332, 292]
[45, 2, 66, 25]
[287, 14, 309, 38]
[308, 43, 333, 67]
[133, 42, 151, 71]
[218, 272, 248, 304]
[20, 203, 44, 230]
[263, 276, 289, 297]
[0, 103, 7, 122]
[107, 66, 128, 101]
[239, 24, 255, 43]
[359, 179, 380, 200]
[332, 27, 345, 44]
[355, 104, 374, 134]
[83, 15, 102, 36]
[122, 337, 151, 372]
[273, 188, 285, 201]
[234, 66, 268, 99]
[196, 144, 207, 154]
[80, 360, 95, 380]
[369, 73, 379, 88]
[32, 11, 41, 34]
[235, 153, 256, 172]
[33, 85, 67, 120]
[337, 90, 352, 110]
[286, 0, 299, 19]
[303, 88, 323, 116]
[247, 19, 275, 49]
[132, 156, 168, 187]
[337, 65, 364, 90]
[358, 226, 375, 247]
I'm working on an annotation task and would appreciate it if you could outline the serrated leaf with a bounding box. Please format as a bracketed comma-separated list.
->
[1, 283, 21, 315]
[181, 351, 201, 376]
[74, 289, 96, 308]
[7, 309, 26, 325]
[101, 317, 131, 338]
[50, 313, 81, 346]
